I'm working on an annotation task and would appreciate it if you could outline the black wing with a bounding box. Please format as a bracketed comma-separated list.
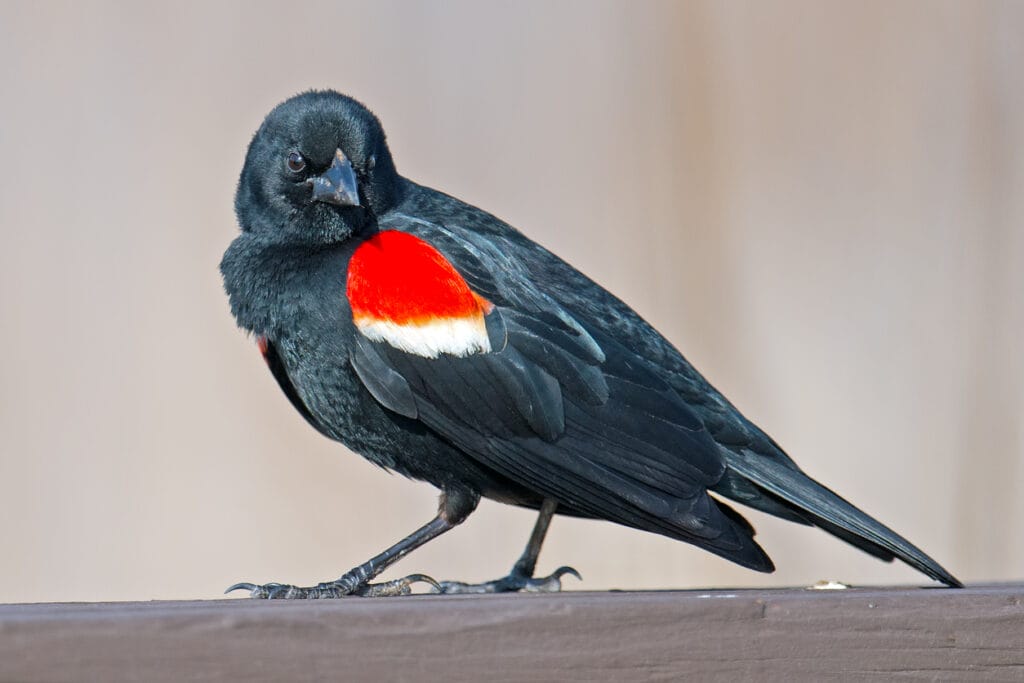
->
[384, 199, 960, 587]
[350, 214, 772, 571]
[438, 212, 961, 586]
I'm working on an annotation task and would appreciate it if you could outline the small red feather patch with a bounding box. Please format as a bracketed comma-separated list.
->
[347, 231, 492, 358]
[256, 334, 270, 364]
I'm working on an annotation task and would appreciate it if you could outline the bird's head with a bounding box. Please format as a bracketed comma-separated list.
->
[234, 90, 400, 245]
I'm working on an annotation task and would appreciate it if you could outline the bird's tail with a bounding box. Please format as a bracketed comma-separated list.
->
[719, 448, 962, 588]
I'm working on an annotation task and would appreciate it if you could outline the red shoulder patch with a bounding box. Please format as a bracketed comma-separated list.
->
[347, 231, 491, 325]
[346, 231, 493, 358]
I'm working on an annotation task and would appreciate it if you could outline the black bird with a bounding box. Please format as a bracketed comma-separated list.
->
[221, 90, 960, 597]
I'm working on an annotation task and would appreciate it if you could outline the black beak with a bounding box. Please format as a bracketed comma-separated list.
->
[307, 149, 360, 207]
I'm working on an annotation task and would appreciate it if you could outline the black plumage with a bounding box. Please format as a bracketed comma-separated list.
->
[221, 90, 960, 597]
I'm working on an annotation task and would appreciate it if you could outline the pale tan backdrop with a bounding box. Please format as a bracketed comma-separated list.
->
[0, 1, 1021, 603]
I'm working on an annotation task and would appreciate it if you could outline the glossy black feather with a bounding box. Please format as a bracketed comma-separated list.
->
[350, 334, 418, 419]
[261, 338, 332, 434]
[724, 449, 961, 586]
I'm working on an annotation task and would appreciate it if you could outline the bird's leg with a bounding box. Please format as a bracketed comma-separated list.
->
[227, 517, 450, 599]
[435, 498, 580, 594]
[227, 489, 478, 599]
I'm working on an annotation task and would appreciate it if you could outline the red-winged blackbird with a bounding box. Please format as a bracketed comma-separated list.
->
[221, 91, 960, 598]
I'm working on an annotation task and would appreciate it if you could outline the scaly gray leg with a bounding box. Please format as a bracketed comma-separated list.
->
[227, 490, 477, 599]
[435, 499, 580, 594]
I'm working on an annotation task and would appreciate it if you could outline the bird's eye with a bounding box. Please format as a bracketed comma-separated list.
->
[286, 152, 306, 173]
[367, 154, 377, 171]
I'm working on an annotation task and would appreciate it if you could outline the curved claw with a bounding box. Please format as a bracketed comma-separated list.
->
[225, 582, 286, 599]
[356, 573, 441, 597]
[523, 566, 580, 593]
[403, 573, 442, 592]
[552, 566, 582, 583]
[224, 581, 301, 600]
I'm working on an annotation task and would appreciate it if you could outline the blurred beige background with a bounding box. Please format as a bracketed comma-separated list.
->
[0, 1, 1021, 603]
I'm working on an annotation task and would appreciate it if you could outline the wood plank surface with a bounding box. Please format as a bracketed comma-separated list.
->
[1, 585, 1022, 682]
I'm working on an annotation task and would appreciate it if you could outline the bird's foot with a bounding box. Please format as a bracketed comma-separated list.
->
[225, 573, 440, 599]
[433, 565, 580, 594]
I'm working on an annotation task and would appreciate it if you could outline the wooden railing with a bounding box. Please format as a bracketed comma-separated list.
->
[2, 585, 1022, 681]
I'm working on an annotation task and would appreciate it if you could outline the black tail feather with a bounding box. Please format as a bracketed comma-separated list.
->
[723, 449, 961, 588]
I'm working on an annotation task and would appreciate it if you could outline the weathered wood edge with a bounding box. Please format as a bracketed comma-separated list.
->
[1, 585, 1022, 682]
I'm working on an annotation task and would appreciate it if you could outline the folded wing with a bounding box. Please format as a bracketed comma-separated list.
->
[346, 219, 772, 571]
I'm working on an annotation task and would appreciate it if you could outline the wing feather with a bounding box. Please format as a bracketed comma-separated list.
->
[346, 215, 772, 570]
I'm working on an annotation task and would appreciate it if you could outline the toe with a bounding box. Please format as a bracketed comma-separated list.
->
[357, 573, 440, 597]
[524, 566, 582, 593]
[403, 573, 441, 593]
[267, 584, 302, 599]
